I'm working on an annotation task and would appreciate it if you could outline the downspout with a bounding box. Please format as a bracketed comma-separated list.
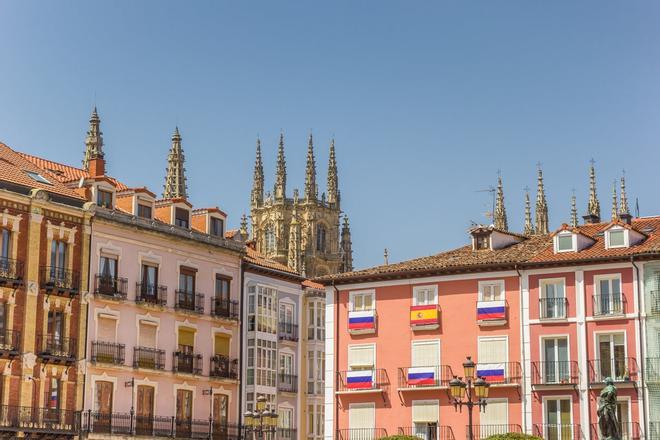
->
[333, 281, 339, 440]
[81, 218, 93, 414]
[631, 256, 647, 436]
[515, 264, 527, 433]
[238, 261, 245, 429]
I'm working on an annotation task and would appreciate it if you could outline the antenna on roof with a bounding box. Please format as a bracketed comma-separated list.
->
[78, 176, 85, 188]
[635, 197, 640, 218]
[475, 186, 496, 222]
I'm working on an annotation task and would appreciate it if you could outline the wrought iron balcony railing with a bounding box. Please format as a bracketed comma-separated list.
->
[591, 422, 642, 440]
[211, 298, 239, 320]
[398, 365, 453, 389]
[40, 266, 80, 294]
[337, 369, 388, 393]
[467, 425, 523, 440]
[36, 335, 77, 362]
[399, 426, 455, 440]
[593, 293, 626, 316]
[175, 290, 205, 314]
[0, 406, 81, 434]
[534, 423, 583, 440]
[539, 297, 568, 319]
[0, 329, 20, 354]
[133, 346, 166, 370]
[210, 355, 238, 380]
[94, 274, 128, 299]
[173, 351, 202, 375]
[531, 361, 580, 385]
[91, 341, 125, 365]
[278, 322, 299, 341]
[135, 283, 167, 306]
[278, 373, 298, 393]
[337, 428, 388, 440]
[588, 357, 638, 383]
[0, 257, 24, 285]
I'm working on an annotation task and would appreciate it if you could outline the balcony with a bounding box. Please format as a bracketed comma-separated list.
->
[91, 341, 125, 365]
[591, 422, 642, 440]
[0, 257, 24, 286]
[539, 297, 568, 320]
[337, 428, 388, 440]
[94, 274, 128, 300]
[0, 329, 20, 355]
[173, 351, 202, 375]
[348, 309, 377, 335]
[398, 365, 453, 389]
[40, 266, 80, 296]
[175, 290, 205, 314]
[410, 304, 440, 330]
[588, 357, 638, 384]
[135, 283, 167, 306]
[0, 406, 80, 435]
[337, 369, 388, 393]
[278, 322, 299, 342]
[593, 294, 625, 317]
[133, 346, 166, 370]
[278, 373, 298, 393]
[211, 298, 239, 321]
[467, 425, 522, 440]
[476, 362, 522, 386]
[210, 355, 238, 380]
[534, 424, 583, 440]
[36, 335, 77, 363]
[476, 300, 507, 326]
[399, 426, 455, 440]
[531, 361, 580, 386]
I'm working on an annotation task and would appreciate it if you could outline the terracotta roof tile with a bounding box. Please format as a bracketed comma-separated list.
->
[302, 279, 324, 289]
[244, 247, 300, 276]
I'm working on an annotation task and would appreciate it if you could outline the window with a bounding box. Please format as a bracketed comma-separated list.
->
[264, 225, 276, 253]
[255, 339, 277, 387]
[544, 399, 572, 440]
[556, 233, 574, 252]
[136, 385, 155, 434]
[215, 276, 230, 301]
[608, 229, 626, 248]
[0, 303, 6, 334]
[175, 389, 193, 435]
[350, 291, 374, 311]
[479, 281, 504, 302]
[179, 267, 196, 293]
[212, 394, 228, 427]
[412, 400, 439, 440]
[48, 311, 64, 341]
[597, 333, 626, 381]
[211, 217, 224, 237]
[46, 378, 61, 409]
[137, 203, 152, 219]
[97, 316, 117, 343]
[278, 407, 294, 429]
[540, 279, 566, 319]
[543, 338, 569, 383]
[478, 337, 507, 364]
[348, 344, 375, 370]
[316, 224, 327, 252]
[99, 256, 117, 279]
[279, 302, 295, 327]
[140, 264, 159, 298]
[26, 171, 52, 185]
[247, 285, 277, 334]
[98, 256, 118, 294]
[307, 300, 325, 341]
[50, 240, 67, 269]
[413, 286, 438, 306]
[348, 403, 375, 431]
[279, 352, 294, 376]
[97, 189, 113, 209]
[214, 334, 230, 357]
[595, 275, 622, 315]
[475, 234, 489, 250]
[307, 349, 325, 394]
[480, 399, 508, 437]
[175, 208, 190, 228]
[307, 403, 324, 439]
[0, 229, 11, 260]
[138, 321, 157, 348]
[94, 381, 113, 413]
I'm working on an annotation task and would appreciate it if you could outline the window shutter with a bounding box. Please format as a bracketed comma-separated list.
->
[349, 404, 374, 430]
[412, 400, 439, 422]
[214, 335, 230, 356]
[480, 400, 508, 425]
[139, 322, 157, 348]
[412, 341, 439, 367]
[97, 316, 116, 342]
[178, 328, 195, 347]
[478, 338, 507, 364]
[348, 345, 374, 369]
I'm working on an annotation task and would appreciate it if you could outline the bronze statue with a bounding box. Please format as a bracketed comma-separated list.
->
[597, 377, 620, 440]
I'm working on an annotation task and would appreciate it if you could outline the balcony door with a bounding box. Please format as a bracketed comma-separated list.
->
[50, 240, 67, 282]
[279, 302, 295, 334]
[348, 403, 375, 439]
[597, 333, 626, 381]
[479, 399, 508, 439]
[99, 256, 118, 292]
[544, 398, 572, 440]
[412, 400, 439, 440]
[543, 338, 569, 383]
[136, 385, 154, 435]
[351, 292, 373, 312]
[212, 393, 228, 427]
[177, 328, 196, 373]
[141, 264, 158, 299]
[413, 286, 437, 306]
[596, 276, 622, 315]
[0, 229, 10, 260]
[94, 381, 113, 432]
[48, 311, 64, 352]
[411, 340, 440, 386]
[176, 389, 193, 436]
[542, 280, 565, 318]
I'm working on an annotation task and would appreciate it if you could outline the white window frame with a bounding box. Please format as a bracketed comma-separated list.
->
[554, 232, 576, 253]
[594, 274, 623, 315]
[349, 290, 375, 312]
[478, 280, 505, 302]
[411, 339, 441, 367]
[605, 227, 629, 249]
[348, 343, 376, 370]
[348, 402, 375, 430]
[412, 285, 438, 306]
[477, 335, 509, 363]
[541, 395, 574, 436]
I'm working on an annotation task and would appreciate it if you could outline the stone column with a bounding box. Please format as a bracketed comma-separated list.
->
[75, 215, 92, 414]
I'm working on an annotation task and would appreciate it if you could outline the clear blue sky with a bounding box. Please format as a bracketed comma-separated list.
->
[1, 1, 659, 269]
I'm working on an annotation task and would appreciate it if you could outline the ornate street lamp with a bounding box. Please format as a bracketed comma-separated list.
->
[450, 356, 491, 440]
[243, 395, 278, 440]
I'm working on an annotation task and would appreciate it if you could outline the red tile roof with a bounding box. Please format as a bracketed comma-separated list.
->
[302, 279, 325, 290]
[244, 247, 300, 276]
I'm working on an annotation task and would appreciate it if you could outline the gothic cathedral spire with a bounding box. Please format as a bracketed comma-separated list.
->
[251, 138, 264, 206]
[611, 181, 618, 221]
[327, 138, 339, 207]
[340, 215, 354, 273]
[523, 188, 534, 235]
[619, 174, 630, 218]
[583, 160, 601, 224]
[535, 165, 549, 234]
[494, 175, 508, 231]
[82, 106, 104, 170]
[274, 133, 287, 200]
[162, 127, 188, 199]
[304, 133, 317, 202]
[570, 194, 578, 228]
[288, 189, 302, 273]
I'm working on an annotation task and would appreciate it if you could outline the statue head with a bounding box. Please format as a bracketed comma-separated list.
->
[604, 377, 614, 386]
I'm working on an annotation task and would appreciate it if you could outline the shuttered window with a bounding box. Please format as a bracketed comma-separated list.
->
[412, 340, 439, 367]
[480, 399, 508, 426]
[97, 316, 116, 342]
[214, 335, 230, 356]
[139, 322, 157, 347]
[178, 328, 195, 348]
[412, 400, 438, 422]
[478, 337, 507, 363]
[349, 403, 374, 430]
[348, 345, 375, 370]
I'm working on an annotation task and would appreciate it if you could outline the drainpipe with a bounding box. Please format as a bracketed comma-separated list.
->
[631, 256, 647, 436]
[81, 220, 93, 414]
[515, 264, 527, 433]
[238, 261, 245, 429]
[333, 281, 339, 440]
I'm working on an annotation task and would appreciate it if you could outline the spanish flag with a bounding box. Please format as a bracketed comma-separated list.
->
[410, 305, 439, 326]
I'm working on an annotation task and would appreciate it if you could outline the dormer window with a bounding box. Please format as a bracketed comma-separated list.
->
[556, 233, 575, 252]
[606, 228, 627, 249]
[211, 217, 224, 237]
[475, 234, 489, 250]
[97, 189, 113, 209]
[175, 208, 190, 229]
[137, 203, 152, 219]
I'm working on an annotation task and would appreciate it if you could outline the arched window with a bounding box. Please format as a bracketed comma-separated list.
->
[316, 224, 326, 253]
[264, 225, 276, 253]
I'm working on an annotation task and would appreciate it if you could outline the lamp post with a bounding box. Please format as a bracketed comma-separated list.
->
[202, 387, 213, 439]
[243, 395, 278, 440]
[124, 378, 135, 434]
[449, 356, 491, 440]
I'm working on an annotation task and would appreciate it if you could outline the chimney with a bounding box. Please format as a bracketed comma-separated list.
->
[88, 157, 105, 178]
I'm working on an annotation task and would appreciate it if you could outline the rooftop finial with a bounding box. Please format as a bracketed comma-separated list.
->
[162, 127, 188, 199]
[239, 213, 249, 241]
[493, 173, 508, 231]
[383, 248, 389, 265]
[611, 180, 618, 221]
[327, 138, 339, 207]
[534, 163, 549, 234]
[570, 191, 578, 228]
[274, 132, 287, 199]
[304, 132, 317, 202]
[619, 171, 630, 216]
[340, 215, 353, 272]
[584, 158, 601, 223]
[82, 106, 104, 170]
[251, 137, 265, 206]
[523, 186, 534, 235]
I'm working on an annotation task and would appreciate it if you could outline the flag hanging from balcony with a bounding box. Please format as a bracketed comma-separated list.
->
[346, 370, 374, 389]
[476, 363, 505, 382]
[410, 305, 439, 326]
[477, 300, 506, 320]
[348, 310, 375, 330]
[407, 367, 436, 386]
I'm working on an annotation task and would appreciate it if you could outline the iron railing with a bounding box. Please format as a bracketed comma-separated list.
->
[133, 346, 166, 370]
[211, 298, 239, 320]
[0, 406, 81, 434]
[278, 373, 298, 393]
[91, 341, 125, 365]
[337, 369, 388, 392]
[467, 424, 522, 440]
[593, 293, 625, 316]
[173, 351, 203, 375]
[135, 283, 168, 306]
[539, 297, 568, 319]
[94, 274, 128, 299]
[0, 329, 20, 354]
[590, 422, 642, 440]
[210, 355, 239, 380]
[534, 423, 583, 440]
[175, 290, 205, 314]
[475, 362, 522, 385]
[531, 361, 580, 385]
[397, 365, 454, 388]
[278, 322, 299, 341]
[337, 428, 388, 440]
[588, 357, 638, 383]
[40, 266, 80, 293]
[399, 426, 455, 440]
[0, 257, 24, 284]
[36, 335, 77, 361]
